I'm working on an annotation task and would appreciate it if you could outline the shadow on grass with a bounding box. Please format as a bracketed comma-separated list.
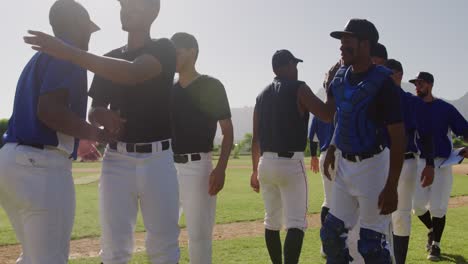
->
[440, 253, 468, 263]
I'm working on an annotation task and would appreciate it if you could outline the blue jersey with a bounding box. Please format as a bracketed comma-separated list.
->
[309, 116, 334, 152]
[416, 99, 468, 159]
[398, 88, 426, 153]
[4, 52, 88, 159]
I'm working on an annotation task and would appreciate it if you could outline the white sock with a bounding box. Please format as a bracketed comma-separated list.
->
[432, 241, 440, 247]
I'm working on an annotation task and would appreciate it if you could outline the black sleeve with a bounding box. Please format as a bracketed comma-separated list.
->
[147, 39, 176, 78]
[376, 78, 403, 125]
[88, 49, 123, 108]
[310, 142, 319, 157]
[200, 78, 232, 121]
[88, 74, 113, 108]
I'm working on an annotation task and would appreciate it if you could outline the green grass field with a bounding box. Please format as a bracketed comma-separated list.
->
[1, 156, 468, 263]
[69, 207, 468, 264]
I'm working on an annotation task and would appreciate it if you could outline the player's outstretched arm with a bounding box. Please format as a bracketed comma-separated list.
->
[378, 122, 405, 215]
[298, 84, 335, 123]
[24, 30, 162, 85]
[251, 109, 260, 193]
[209, 118, 234, 196]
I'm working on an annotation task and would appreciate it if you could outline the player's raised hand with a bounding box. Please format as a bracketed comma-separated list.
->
[323, 145, 336, 180]
[378, 185, 398, 215]
[420, 165, 435, 187]
[24, 30, 75, 61]
[208, 166, 226, 196]
[461, 147, 468, 159]
[250, 171, 260, 193]
[311, 156, 319, 173]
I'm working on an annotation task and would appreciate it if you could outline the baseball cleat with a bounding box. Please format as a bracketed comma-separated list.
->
[427, 245, 441, 261]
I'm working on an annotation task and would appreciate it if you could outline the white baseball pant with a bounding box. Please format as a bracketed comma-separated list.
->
[413, 158, 453, 218]
[392, 157, 418, 236]
[258, 152, 308, 231]
[330, 148, 391, 235]
[319, 149, 363, 263]
[176, 152, 216, 264]
[99, 141, 180, 264]
[0, 143, 74, 264]
[319, 150, 335, 208]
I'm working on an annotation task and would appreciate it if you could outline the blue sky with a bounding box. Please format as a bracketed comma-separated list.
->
[1, 0, 467, 118]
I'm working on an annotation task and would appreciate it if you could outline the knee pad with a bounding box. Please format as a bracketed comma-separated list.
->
[358, 228, 391, 264]
[320, 214, 352, 263]
[392, 211, 412, 236]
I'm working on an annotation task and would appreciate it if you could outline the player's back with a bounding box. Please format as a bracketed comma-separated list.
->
[256, 78, 309, 153]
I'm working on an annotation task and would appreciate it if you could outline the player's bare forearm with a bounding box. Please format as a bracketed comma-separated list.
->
[70, 50, 162, 85]
[298, 84, 335, 123]
[386, 122, 405, 188]
[216, 119, 234, 171]
[38, 90, 110, 142]
[251, 109, 261, 172]
[23, 31, 162, 85]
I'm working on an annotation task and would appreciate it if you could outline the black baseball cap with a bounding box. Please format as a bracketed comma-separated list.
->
[371, 43, 388, 60]
[272, 50, 303, 69]
[385, 59, 403, 73]
[50, 0, 99, 33]
[409, 72, 434, 84]
[330, 18, 379, 45]
[171, 32, 199, 50]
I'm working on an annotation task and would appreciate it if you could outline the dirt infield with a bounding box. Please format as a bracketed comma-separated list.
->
[453, 163, 468, 175]
[1, 196, 468, 263]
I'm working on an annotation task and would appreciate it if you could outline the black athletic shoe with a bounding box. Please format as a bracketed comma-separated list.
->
[427, 245, 441, 261]
[426, 230, 434, 252]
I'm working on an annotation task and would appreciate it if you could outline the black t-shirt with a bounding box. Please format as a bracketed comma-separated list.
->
[171, 75, 231, 154]
[328, 65, 403, 127]
[88, 39, 176, 143]
[255, 78, 310, 153]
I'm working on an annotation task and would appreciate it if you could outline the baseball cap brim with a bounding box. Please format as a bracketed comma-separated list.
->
[294, 58, 304, 63]
[90, 20, 100, 33]
[409, 78, 423, 84]
[330, 31, 355, 39]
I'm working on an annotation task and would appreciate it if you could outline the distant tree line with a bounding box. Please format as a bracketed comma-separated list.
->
[0, 119, 8, 148]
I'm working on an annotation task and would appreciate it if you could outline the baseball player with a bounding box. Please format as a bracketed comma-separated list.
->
[385, 59, 436, 264]
[24, 1, 181, 263]
[320, 19, 406, 263]
[0, 1, 108, 263]
[251, 49, 333, 264]
[410, 71, 468, 261]
[170, 32, 234, 264]
[309, 115, 334, 232]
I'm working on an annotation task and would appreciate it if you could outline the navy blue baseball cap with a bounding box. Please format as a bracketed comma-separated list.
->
[371, 43, 388, 60]
[409, 72, 434, 84]
[330, 18, 379, 45]
[385, 59, 403, 73]
[272, 50, 303, 69]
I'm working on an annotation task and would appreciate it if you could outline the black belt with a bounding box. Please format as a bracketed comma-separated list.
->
[174, 153, 202, 164]
[404, 153, 416, 160]
[277, 152, 295, 158]
[342, 146, 384, 162]
[109, 141, 170, 153]
[17, 142, 44, 150]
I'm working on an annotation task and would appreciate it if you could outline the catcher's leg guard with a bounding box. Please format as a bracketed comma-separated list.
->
[320, 214, 352, 264]
[358, 228, 391, 264]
